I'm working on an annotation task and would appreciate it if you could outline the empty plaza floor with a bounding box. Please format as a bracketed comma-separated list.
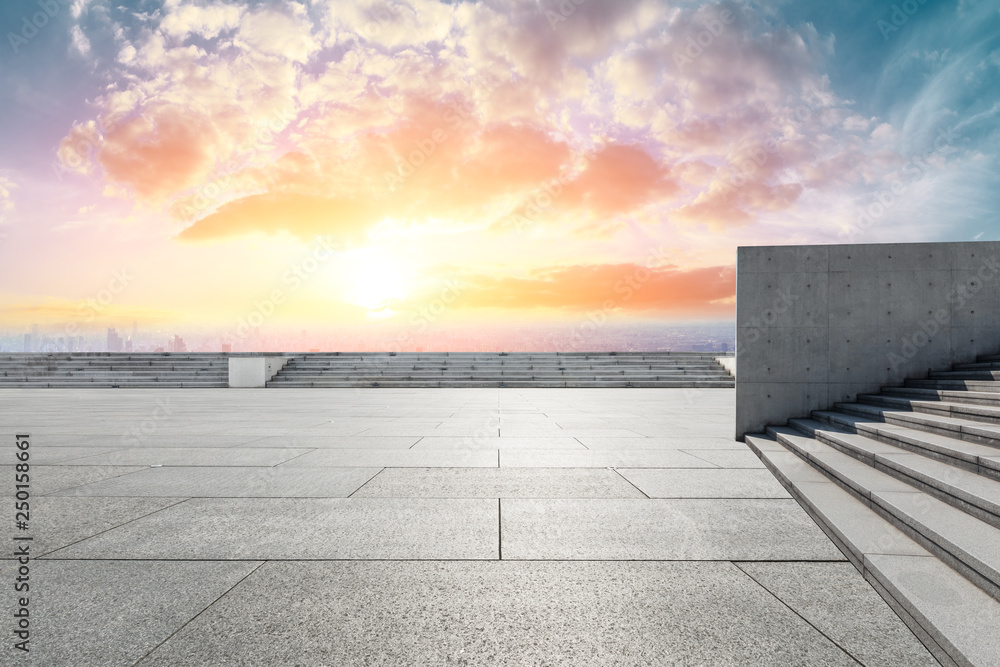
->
[0, 388, 937, 666]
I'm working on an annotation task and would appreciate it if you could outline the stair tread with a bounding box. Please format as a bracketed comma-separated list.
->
[832, 403, 972, 428]
[831, 404, 1000, 443]
[884, 387, 1000, 402]
[749, 434, 925, 561]
[860, 394, 1000, 421]
[792, 418, 1000, 519]
[810, 413, 1000, 464]
[771, 425, 918, 495]
[759, 429, 1000, 638]
[873, 490, 1000, 585]
[865, 553, 1000, 667]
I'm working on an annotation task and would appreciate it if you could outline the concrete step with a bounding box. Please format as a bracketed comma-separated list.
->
[269, 374, 731, 383]
[782, 420, 1000, 526]
[277, 366, 730, 374]
[858, 394, 1000, 425]
[883, 387, 1000, 406]
[0, 381, 228, 388]
[828, 402, 1000, 448]
[766, 426, 1000, 599]
[905, 378, 1000, 393]
[266, 379, 735, 388]
[0, 369, 226, 376]
[954, 361, 1000, 371]
[269, 352, 735, 388]
[929, 369, 1000, 381]
[745, 433, 1000, 667]
[801, 413, 1000, 475]
[278, 362, 719, 373]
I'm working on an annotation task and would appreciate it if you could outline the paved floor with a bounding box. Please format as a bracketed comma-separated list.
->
[0, 388, 937, 666]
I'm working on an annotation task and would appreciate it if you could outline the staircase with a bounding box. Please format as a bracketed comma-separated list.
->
[0, 353, 229, 388]
[746, 352, 1000, 666]
[267, 351, 735, 388]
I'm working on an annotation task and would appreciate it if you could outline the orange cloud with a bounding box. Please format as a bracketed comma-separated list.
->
[177, 193, 381, 242]
[97, 106, 220, 201]
[454, 263, 735, 316]
[563, 144, 679, 215]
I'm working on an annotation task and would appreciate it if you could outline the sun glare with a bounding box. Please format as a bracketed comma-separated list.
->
[340, 247, 411, 312]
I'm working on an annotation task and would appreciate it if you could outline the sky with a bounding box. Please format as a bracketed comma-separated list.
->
[0, 0, 998, 345]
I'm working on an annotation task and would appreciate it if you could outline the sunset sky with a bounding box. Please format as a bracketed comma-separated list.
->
[1, 0, 998, 342]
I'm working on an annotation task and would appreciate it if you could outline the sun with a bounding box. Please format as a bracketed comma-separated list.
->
[340, 246, 411, 313]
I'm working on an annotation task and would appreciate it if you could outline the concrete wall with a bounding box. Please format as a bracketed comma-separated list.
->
[228, 356, 290, 388]
[736, 241, 1000, 439]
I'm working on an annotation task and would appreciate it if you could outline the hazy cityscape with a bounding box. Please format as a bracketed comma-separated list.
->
[3, 321, 735, 355]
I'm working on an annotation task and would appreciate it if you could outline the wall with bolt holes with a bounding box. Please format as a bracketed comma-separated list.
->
[735, 241, 1000, 439]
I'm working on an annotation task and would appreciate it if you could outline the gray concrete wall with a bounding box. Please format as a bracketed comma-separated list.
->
[736, 241, 1000, 439]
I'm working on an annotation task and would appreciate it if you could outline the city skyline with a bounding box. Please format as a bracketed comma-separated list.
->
[6, 319, 736, 354]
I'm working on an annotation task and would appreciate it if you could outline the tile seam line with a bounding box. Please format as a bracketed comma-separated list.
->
[36, 557, 853, 563]
[498, 497, 502, 560]
[609, 468, 651, 498]
[269, 447, 320, 467]
[732, 561, 866, 667]
[38, 466, 152, 496]
[131, 559, 268, 666]
[37, 496, 193, 559]
[347, 467, 388, 498]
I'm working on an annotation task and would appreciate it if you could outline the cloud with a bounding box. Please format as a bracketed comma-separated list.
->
[96, 105, 220, 201]
[70, 0, 92, 20]
[176, 192, 380, 242]
[236, 6, 318, 63]
[0, 176, 15, 214]
[160, 1, 243, 40]
[454, 262, 736, 315]
[54, 0, 909, 242]
[69, 25, 91, 57]
[561, 144, 679, 215]
[0, 299, 184, 327]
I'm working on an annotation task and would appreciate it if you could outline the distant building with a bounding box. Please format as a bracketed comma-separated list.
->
[107, 328, 123, 352]
[221, 342, 232, 353]
[22, 333, 30, 352]
[168, 335, 187, 353]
